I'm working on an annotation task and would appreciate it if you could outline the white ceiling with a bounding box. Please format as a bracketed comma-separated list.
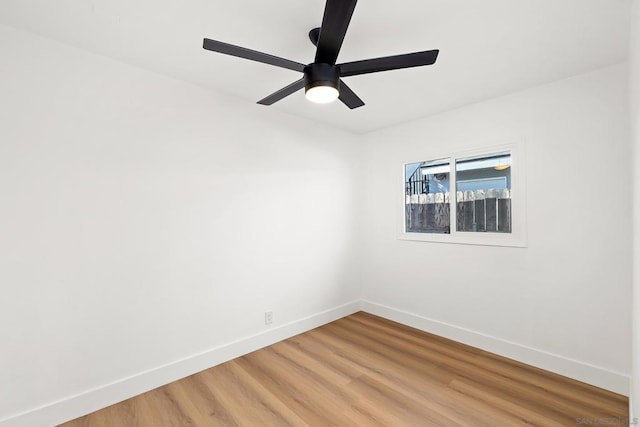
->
[0, 0, 632, 133]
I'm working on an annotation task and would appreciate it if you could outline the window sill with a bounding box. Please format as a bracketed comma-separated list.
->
[397, 232, 527, 248]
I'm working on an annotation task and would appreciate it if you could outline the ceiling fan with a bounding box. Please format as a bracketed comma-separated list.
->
[202, 0, 439, 109]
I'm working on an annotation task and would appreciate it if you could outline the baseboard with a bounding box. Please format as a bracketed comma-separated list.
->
[0, 300, 362, 427]
[361, 300, 630, 396]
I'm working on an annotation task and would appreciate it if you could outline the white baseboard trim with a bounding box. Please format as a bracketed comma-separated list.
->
[361, 300, 630, 396]
[0, 300, 362, 427]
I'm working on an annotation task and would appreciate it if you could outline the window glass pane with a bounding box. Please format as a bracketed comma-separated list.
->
[405, 159, 450, 234]
[455, 152, 511, 233]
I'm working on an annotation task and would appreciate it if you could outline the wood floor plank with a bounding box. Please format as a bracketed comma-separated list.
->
[346, 374, 463, 427]
[448, 378, 569, 426]
[296, 328, 514, 426]
[174, 374, 240, 426]
[474, 352, 628, 411]
[61, 312, 628, 426]
[330, 316, 624, 418]
[196, 362, 297, 426]
[225, 360, 309, 426]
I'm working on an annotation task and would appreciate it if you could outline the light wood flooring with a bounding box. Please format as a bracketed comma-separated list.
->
[62, 312, 628, 426]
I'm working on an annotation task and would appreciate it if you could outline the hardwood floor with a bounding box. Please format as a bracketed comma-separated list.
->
[62, 312, 628, 426]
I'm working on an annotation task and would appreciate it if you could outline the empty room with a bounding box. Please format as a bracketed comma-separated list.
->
[1, 0, 639, 426]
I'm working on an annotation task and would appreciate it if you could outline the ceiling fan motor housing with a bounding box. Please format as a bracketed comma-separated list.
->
[304, 63, 341, 93]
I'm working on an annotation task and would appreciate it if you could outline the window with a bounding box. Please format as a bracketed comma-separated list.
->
[405, 159, 450, 234]
[401, 144, 525, 247]
[455, 152, 511, 233]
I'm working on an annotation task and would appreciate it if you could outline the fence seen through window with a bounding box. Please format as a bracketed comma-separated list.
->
[405, 152, 512, 234]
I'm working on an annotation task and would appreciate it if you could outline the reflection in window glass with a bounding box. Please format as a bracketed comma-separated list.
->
[455, 152, 511, 233]
[405, 159, 450, 234]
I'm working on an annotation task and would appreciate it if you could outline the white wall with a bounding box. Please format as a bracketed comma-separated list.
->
[630, 0, 640, 420]
[361, 64, 632, 394]
[0, 25, 361, 425]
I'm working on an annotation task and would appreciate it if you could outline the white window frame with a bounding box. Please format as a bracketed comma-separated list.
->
[398, 140, 527, 248]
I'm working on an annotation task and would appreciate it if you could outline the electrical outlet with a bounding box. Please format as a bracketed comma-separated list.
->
[264, 311, 273, 325]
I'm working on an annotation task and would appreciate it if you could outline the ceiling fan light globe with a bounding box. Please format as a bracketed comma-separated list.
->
[305, 85, 339, 104]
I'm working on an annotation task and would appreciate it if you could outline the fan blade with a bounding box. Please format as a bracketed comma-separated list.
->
[338, 50, 439, 77]
[338, 80, 365, 109]
[315, 0, 357, 65]
[257, 78, 306, 105]
[203, 38, 305, 72]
